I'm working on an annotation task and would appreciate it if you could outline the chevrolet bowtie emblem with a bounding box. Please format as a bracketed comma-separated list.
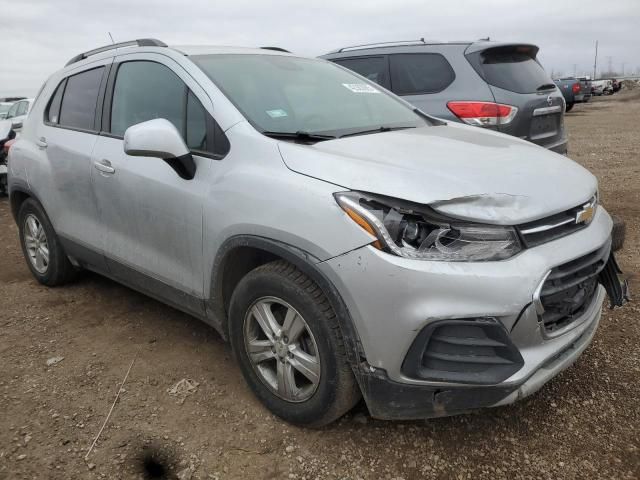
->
[575, 201, 595, 225]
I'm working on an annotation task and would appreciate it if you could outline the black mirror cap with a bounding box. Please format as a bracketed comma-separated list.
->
[163, 153, 196, 180]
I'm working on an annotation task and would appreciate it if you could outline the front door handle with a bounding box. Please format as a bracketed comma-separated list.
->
[94, 159, 115, 175]
[36, 137, 47, 149]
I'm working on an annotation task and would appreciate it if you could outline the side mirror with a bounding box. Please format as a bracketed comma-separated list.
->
[123, 118, 196, 179]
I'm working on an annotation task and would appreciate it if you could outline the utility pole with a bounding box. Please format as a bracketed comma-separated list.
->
[573, 64, 577, 77]
[607, 56, 613, 75]
[621, 62, 626, 77]
[593, 40, 598, 79]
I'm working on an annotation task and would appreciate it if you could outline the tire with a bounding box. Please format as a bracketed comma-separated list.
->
[611, 214, 625, 252]
[565, 103, 574, 112]
[18, 198, 77, 286]
[229, 260, 361, 427]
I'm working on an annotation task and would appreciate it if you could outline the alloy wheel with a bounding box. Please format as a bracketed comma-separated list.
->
[24, 214, 49, 274]
[243, 297, 321, 402]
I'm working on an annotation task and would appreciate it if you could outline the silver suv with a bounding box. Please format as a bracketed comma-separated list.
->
[8, 39, 627, 426]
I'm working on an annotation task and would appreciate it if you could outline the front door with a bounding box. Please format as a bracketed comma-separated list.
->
[91, 56, 215, 317]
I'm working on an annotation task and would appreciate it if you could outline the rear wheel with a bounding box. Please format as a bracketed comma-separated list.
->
[18, 198, 77, 286]
[229, 260, 361, 427]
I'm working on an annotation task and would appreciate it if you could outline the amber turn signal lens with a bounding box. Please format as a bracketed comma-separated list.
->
[344, 207, 383, 250]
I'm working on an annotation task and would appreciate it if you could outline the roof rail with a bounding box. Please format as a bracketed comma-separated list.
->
[331, 38, 432, 53]
[261, 46, 291, 53]
[65, 38, 167, 66]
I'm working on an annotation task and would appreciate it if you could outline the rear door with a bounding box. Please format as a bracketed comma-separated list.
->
[465, 45, 565, 150]
[387, 51, 459, 118]
[34, 62, 110, 270]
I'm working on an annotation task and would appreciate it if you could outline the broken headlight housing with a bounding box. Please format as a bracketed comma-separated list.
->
[335, 192, 521, 261]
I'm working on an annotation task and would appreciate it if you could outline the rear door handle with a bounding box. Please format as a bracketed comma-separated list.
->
[94, 159, 115, 174]
[36, 137, 47, 148]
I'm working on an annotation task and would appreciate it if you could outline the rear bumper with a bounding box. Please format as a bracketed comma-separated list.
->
[545, 138, 568, 155]
[358, 287, 603, 420]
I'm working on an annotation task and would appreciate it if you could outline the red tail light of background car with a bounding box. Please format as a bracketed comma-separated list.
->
[446, 101, 518, 127]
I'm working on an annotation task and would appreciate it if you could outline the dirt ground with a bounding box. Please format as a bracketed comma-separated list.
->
[1, 92, 639, 480]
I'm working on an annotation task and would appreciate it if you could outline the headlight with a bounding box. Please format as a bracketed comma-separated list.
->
[335, 192, 521, 261]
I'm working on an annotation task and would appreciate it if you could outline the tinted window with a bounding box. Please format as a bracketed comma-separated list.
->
[111, 61, 185, 137]
[59, 67, 104, 130]
[473, 47, 554, 94]
[389, 53, 455, 95]
[47, 81, 65, 124]
[333, 56, 390, 89]
[186, 91, 207, 152]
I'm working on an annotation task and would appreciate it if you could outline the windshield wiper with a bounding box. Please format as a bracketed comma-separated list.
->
[537, 83, 557, 91]
[339, 126, 416, 138]
[262, 131, 336, 143]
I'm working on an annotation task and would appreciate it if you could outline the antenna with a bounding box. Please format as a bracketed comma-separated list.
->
[108, 32, 115, 45]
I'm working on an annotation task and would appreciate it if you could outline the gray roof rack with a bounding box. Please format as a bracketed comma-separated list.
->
[261, 46, 291, 53]
[65, 38, 167, 66]
[331, 38, 433, 53]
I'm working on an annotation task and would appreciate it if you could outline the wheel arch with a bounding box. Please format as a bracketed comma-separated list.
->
[9, 184, 43, 222]
[208, 235, 366, 368]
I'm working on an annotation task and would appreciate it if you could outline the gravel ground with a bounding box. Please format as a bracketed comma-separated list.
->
[1, 92, 639, 480]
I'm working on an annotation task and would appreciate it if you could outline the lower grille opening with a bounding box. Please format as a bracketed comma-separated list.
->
[539, 242, 609, 333]
[402, 319, 524, 385]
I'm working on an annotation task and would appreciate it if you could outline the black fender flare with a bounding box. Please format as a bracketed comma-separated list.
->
[8, 181, 42, 222]
[207, 235, 366, 368]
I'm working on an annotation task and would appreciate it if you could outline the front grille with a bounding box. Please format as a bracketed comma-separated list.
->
[538, 241, 610, 333]
[518, 197, 597, 248]
[402, 319, 524, 385]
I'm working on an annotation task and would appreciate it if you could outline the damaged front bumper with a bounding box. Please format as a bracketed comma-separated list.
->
[318, 206, 628, 420]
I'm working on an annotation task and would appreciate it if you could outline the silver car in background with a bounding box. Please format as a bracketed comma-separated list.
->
[8, 40, 627, 426]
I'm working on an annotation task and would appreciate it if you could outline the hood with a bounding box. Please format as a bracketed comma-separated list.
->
[278, 123, 597, 224]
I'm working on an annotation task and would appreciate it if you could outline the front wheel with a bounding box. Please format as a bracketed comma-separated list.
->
[565, 102, 574, 112]
[229, 260, 361, 427]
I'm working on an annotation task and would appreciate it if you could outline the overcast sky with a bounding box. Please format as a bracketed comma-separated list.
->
[2, 0, 639, 97]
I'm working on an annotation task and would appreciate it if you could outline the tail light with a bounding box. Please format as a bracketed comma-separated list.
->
[572, 83, 581, 93]
[446, 101, 518, 127]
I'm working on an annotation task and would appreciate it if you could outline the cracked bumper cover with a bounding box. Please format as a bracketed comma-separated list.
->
[317, 206, 614, 420]
[355, 287, 603, 420]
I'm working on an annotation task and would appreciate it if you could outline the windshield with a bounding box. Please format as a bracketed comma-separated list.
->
[191, 54, 428, 137]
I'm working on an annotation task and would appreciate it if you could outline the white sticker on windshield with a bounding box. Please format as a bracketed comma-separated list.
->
[266, 109, 288, 118]
[342, 83, 380, 94]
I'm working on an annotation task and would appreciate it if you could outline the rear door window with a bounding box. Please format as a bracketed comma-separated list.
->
[58, 67, 104, 130]
[471, 46, 554, 94]
[332, 56, 390, 89]
[389, 53, 455, 95]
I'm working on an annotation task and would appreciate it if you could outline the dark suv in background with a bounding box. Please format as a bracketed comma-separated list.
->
[322, 40, 567, 154]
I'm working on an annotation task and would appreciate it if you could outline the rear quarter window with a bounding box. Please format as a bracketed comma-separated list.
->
[468, 46, 554, 94]
[389, 53, 455, 95]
